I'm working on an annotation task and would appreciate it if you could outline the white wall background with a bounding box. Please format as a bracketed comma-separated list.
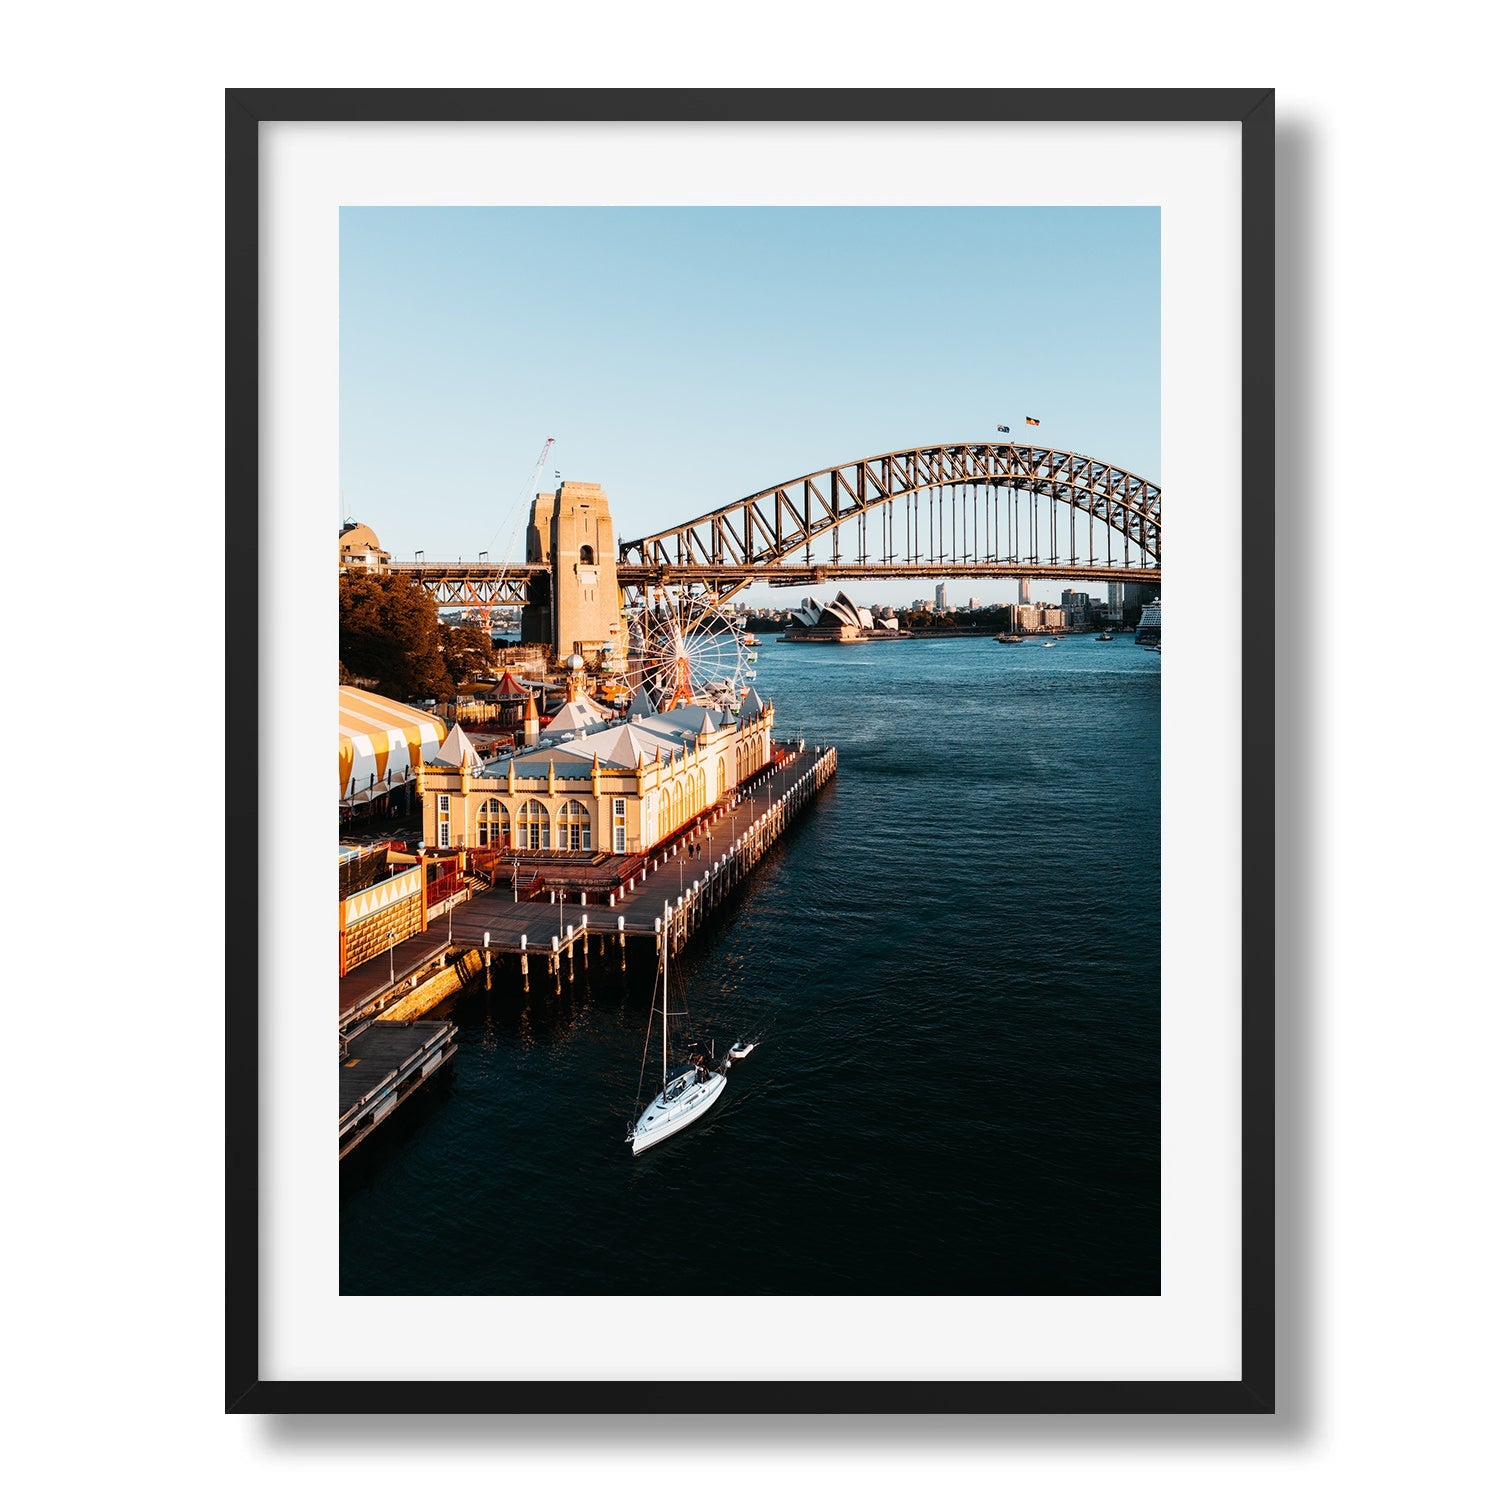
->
[6, 3, 1492, 1496]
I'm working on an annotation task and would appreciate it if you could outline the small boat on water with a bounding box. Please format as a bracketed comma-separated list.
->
[1043, 639, 1059, 648]
[627, 903, 754, 1156]
[1095, 632, 1114, 641]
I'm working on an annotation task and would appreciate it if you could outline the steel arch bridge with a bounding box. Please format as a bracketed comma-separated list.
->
[376, 442, 1160, 613]
[617, 441, 1160, 603]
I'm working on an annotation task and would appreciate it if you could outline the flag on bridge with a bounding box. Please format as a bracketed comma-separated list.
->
[996, 424, 1010, 433]
[1025, 416, 1041, 426]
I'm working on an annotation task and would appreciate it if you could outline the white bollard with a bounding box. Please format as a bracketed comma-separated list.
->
[520, 934, 527, 951]
[617, 916, 625, 932]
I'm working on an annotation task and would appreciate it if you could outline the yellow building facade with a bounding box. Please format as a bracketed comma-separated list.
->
[416, 693, 774, 858]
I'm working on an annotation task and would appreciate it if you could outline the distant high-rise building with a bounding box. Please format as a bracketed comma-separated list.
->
[968, 596, 981, 610]
[1103, 581, 1153, 627]
[1017, 576, 1031, 605]
[1121, 582, 1154, 628]
[1061, 588, 1093, 626]
[935, 583, 948, 609]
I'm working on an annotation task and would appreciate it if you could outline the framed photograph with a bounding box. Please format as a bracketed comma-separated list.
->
[227, 87, 1274, 1414]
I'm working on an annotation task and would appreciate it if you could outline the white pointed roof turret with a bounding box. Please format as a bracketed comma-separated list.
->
[432, 721, 484, 771]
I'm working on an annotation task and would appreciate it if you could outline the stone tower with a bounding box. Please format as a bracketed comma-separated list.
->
[519, 481, 623, 662]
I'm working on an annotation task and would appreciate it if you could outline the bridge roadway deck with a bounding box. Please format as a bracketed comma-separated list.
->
[447, 744, 823, 955]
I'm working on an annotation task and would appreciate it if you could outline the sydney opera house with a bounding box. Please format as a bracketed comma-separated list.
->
[783, 591, 901, 643]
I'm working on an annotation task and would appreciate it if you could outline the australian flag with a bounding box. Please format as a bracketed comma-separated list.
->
[996, 424, 1010, 434]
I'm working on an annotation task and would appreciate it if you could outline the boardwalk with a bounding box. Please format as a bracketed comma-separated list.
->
[338, 1017, 457, 1159]
[338, 929, 451, 1020]
[448, 743, 836, 959]
[338, 741, 837, 1023]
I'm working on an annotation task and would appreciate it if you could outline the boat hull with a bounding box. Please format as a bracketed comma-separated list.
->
[630, 1071, 726, 1154]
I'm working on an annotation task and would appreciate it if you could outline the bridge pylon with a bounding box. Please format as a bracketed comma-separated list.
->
[521, 481, 626, 666]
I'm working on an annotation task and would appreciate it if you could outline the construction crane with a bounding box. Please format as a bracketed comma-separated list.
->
[483, 436, 555, 633]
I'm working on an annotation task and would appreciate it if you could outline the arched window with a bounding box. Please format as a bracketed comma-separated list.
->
[672, 782, 683, 832]
[558, 799, 592, 852]
[517, 799, 550, 851]
[579, 544, 595, 564]
[717, 758, 726, 802]
[696, 769, 706, 814]
[477, 797, 510, 848]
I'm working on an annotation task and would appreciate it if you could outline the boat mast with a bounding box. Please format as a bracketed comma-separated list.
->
[662, 900, 670, 1090]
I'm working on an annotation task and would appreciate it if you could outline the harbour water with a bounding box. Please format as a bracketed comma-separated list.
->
[340, 635, 1160, 1296]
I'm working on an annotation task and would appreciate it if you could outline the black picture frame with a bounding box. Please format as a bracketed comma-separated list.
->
[226, 86, 1275, 1416]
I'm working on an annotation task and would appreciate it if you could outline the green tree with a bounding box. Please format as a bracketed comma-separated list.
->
[338, 572, 453, 700]
[442, 620, 496, 687]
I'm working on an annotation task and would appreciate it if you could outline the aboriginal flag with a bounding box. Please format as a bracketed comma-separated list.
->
[1025, 416, 1041, 426]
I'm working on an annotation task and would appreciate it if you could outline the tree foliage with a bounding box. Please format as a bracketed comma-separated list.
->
[338, 572, 453, 700]
[441, 620, 496, 688]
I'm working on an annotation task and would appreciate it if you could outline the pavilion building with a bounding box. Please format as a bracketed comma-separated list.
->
[417, 683, 775, 859]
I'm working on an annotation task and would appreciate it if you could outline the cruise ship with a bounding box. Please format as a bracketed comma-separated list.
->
[1135, 597, 1161, 648]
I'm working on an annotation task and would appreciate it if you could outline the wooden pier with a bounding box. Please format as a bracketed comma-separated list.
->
[448, 741, 839, 969]
[338, 1017, 458, 1159]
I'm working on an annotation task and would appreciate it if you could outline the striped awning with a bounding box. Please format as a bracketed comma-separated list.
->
[339, 687, 446, 799]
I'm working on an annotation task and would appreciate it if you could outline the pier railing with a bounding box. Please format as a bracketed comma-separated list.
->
[661, 742, 837, 953]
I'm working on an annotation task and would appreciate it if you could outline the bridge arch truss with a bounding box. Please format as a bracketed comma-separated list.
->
[618, 443, 1160, 592]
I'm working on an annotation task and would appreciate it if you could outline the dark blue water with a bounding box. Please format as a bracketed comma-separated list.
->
[341, 635, 1160, 1295]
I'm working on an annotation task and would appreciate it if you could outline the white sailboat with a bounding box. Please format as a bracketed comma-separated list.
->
[627, 901, 727, 1155]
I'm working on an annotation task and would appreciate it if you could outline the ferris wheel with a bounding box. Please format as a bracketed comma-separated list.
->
[628, 589, 756, 713]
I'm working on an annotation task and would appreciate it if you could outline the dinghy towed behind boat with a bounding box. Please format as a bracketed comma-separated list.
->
[627, 901, 755, 1155]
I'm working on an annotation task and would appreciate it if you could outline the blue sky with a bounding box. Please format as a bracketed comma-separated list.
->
[341, 206, 1159, 607]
